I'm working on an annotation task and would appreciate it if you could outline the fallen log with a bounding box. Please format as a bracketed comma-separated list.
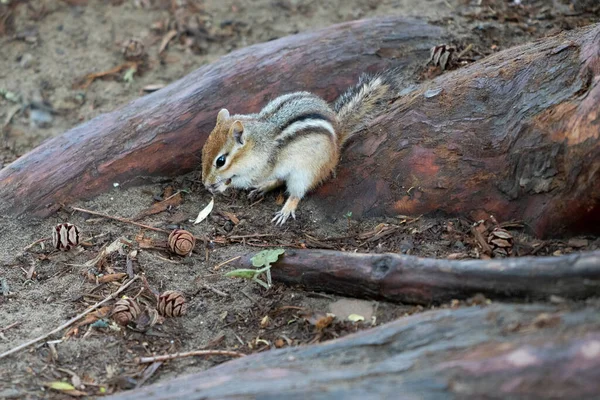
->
[231, 249, 600, 305]
[0, 17, 443, 218]
[315, 23, 600, 237]
[107, 303, 600, 399]
[0, 19, 598, 238]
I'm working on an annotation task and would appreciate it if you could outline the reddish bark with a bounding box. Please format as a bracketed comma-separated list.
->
[315, 23, 600, 237]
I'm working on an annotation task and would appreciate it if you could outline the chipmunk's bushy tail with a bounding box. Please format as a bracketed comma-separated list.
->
[333, 71, 394, 147]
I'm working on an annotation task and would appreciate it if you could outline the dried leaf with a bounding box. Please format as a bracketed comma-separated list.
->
[97, 273, 128, 284]
[221, 211, 240, 225]
[303, 311, 335, 331]
[471, 226, 492, 256]
[260, 315, 270, 328]
[474, 222, 488, 235]
[159, 29, 178, 55]
[135, 232, 156, 249]
[65, 307, 112, 337]
[315, 314, 334, 331]
[447, 252, 468, 260]
[193, 198, 214, 224]
[134, 192, 182, 220]
[143, 84, 166, 92]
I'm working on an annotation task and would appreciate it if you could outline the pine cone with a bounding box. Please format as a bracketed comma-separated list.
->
[157, 290, 187, 317]
[52, 223, 80, 251]
[111, 297, 141, 326]
[487, 228, 514, 257]
[168, 229, 195, 256]
[122, 38, 146, 60]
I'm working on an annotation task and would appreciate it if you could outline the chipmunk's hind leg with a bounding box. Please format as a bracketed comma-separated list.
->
[271, 134, 337, 226]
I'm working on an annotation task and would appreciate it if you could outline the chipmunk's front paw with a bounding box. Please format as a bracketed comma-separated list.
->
[248, 179, 283, 201]
[271, 196, 300, 226]
[271, 209, 296, 226]
[248, 188, 265, 201]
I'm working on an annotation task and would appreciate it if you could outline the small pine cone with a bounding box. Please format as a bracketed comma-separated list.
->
[157, 290, 187, 317]
[122, 38, 145, 60]
[487, 228, 514, 257]
[111, 297, 142, 326]
[52, 223, 80, 251]
[168, 229, 195, 256]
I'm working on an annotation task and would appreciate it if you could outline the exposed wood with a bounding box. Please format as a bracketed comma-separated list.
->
[0, 17, 442, 218]
[314, 23, 600, 237]
[230, 249, 600, 305]
[107, 303, 600, 399]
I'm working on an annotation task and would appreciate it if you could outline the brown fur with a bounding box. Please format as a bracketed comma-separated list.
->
[201, 120, 231, 181]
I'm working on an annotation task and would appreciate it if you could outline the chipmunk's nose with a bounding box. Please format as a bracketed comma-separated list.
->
[205, 183, 216, 194]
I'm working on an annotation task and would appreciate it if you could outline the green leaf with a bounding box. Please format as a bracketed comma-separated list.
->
[251, 248, 285, 268]
[48, 381, 75, 391]
[123, 66, 137, 84]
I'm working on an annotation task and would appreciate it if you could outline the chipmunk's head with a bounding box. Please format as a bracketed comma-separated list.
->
[201, 108, 256, 194]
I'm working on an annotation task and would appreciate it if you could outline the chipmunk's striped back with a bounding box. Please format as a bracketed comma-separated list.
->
[256, 73, 392, 150]
[259, 91, 339, 148]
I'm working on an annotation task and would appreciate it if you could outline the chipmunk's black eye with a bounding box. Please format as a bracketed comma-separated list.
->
[216, 154, 227, 168]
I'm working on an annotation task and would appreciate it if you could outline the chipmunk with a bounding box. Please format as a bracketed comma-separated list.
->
[201, 73, 392, 225]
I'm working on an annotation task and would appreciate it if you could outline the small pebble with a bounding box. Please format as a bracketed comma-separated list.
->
[567, 238, 588, 248]
[453, 241, 466, 250]
[29, 108, 53, 128]
[18, 53, 34, 69]
[399, 240, 414, 254]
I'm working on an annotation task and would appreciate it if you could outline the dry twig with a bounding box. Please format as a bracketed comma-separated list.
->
[137, 350, 245, 364]
[71, 206, 209, 242]
[212, 255, 241, 271]
[0, 321, 21, 332]
[201, 283, 229, 297]
[23, 237, 51, 251]
[71, 206, 171, 234]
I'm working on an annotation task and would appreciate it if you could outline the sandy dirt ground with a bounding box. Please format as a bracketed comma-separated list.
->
[0, 0, 599, 398]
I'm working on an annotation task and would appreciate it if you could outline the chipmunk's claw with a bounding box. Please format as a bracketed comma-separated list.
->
[248, 188, 265, 201]
[272, 196, 300, 226]
[272, 209, 296, 226]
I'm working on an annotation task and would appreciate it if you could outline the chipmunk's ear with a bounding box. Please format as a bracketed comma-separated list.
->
[231, 120, 245, 145]
[217, 108, 230, 123]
